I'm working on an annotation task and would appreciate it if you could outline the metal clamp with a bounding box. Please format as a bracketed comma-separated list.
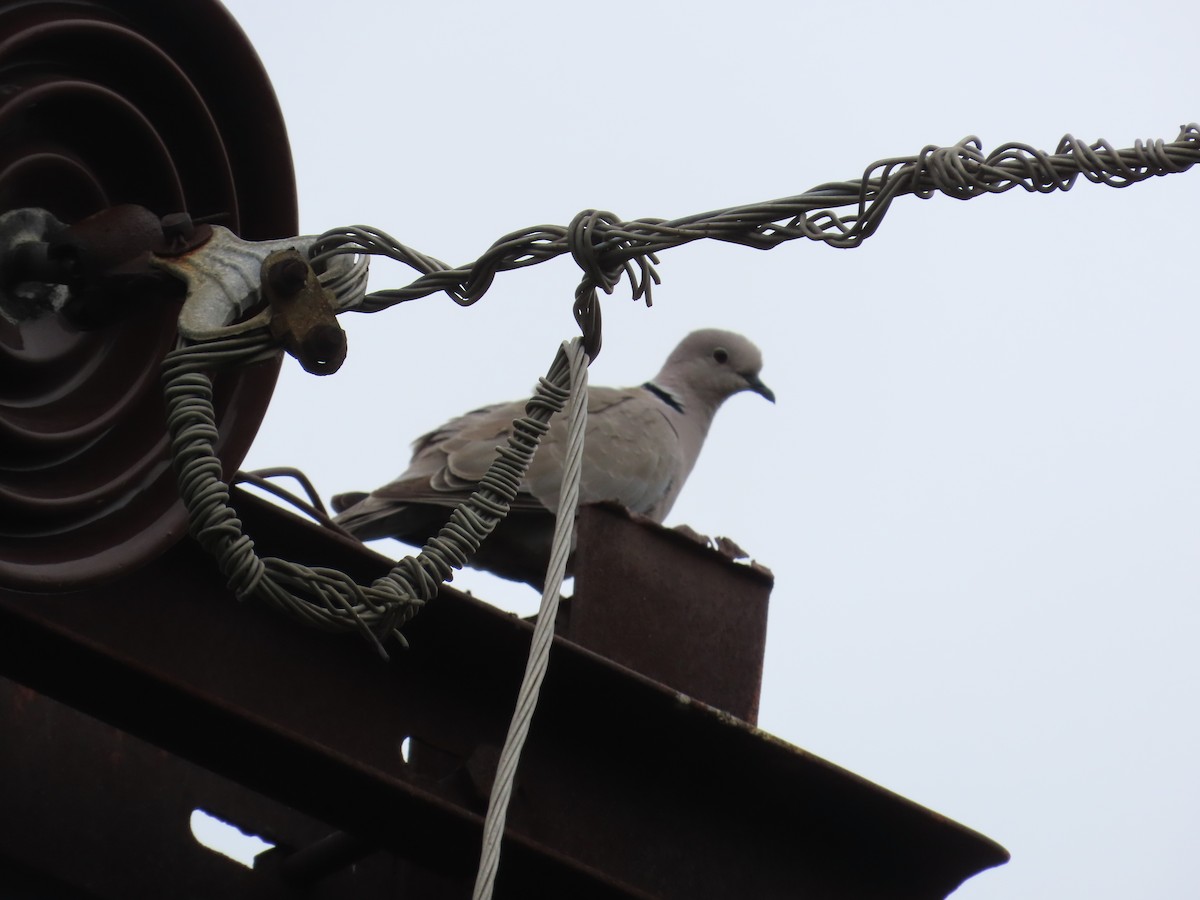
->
[1, 205, 365, 375]
[154, 225, 363, 373]
[261, 249, 347, 375]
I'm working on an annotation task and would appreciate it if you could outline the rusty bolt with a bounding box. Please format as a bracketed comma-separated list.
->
[268, 256, 310, 295]
[157, 212, 213, 257]
[160, 212, 194, 242]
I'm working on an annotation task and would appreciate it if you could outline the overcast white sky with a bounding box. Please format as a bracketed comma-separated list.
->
[224, 1, 1199, 896]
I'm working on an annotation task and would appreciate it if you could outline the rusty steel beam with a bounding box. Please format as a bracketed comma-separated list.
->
[0, 676, 350, 900]
[569, 503, 772, 723]
[0, 490, 1008, 899]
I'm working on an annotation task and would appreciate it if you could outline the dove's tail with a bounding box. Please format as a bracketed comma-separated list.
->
[332, 492, 449, 546]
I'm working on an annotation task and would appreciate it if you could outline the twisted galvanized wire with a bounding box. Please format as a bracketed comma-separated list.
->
[166, 124, 1199, 650]
[310, 124, 1199, 357]
[162, 329, 578, 657]
[232, 467, 355, 539]
[471, 338, 588, 900]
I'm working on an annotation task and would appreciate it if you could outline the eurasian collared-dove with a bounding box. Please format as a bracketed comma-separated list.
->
[332, 328, 774, 585]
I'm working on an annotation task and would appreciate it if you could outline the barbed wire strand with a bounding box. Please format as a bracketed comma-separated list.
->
[470, 339, 589, 900]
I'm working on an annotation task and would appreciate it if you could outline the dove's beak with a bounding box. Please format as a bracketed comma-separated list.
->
[743, 373, 776, 403]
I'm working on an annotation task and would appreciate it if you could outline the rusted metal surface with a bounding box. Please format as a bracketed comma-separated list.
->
[50, 203, 166, 274]
[1, 675, 631, 900]
[3, 204, 191, 329]
[2, 204, 157, 293]
[276, 831, 374, 887]
[0, 676, 335, 899]
[0, 489, 1008, 899]
[568, 503, 772, 724]
[0, 0, 295, 591]
[262, 248, 347, 374]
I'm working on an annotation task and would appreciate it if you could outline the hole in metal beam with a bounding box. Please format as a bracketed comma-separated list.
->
[189, 808, 274, 868]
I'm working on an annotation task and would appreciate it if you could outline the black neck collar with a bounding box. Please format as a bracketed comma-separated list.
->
[642, 382, 684, 413]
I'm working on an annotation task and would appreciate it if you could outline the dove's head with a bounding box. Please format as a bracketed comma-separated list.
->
[656, 329, 775, 412]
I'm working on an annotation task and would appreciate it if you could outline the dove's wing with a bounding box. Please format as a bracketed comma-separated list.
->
[333, 387, 685, 538]
[331, 399, 538, 543]
[523, 387, 683, 519]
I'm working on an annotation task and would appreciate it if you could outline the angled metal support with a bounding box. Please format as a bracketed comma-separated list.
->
[0, 490, 1008, 899]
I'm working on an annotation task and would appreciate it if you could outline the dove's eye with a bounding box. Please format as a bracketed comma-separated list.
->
[712, 347, 729, 364]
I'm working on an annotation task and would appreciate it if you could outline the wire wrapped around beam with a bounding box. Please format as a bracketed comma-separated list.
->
[161, 329, 579, 657]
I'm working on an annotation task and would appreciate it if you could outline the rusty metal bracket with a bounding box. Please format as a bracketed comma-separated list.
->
[0, 206, 363, 352]
[0, 204, 183, 328]
[0, 205, 202, 330]
[152, 224, 363, 349]
[261, 249, 348, 375]
[1, 205, 359, 365]
[154, 225, 317, 340]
